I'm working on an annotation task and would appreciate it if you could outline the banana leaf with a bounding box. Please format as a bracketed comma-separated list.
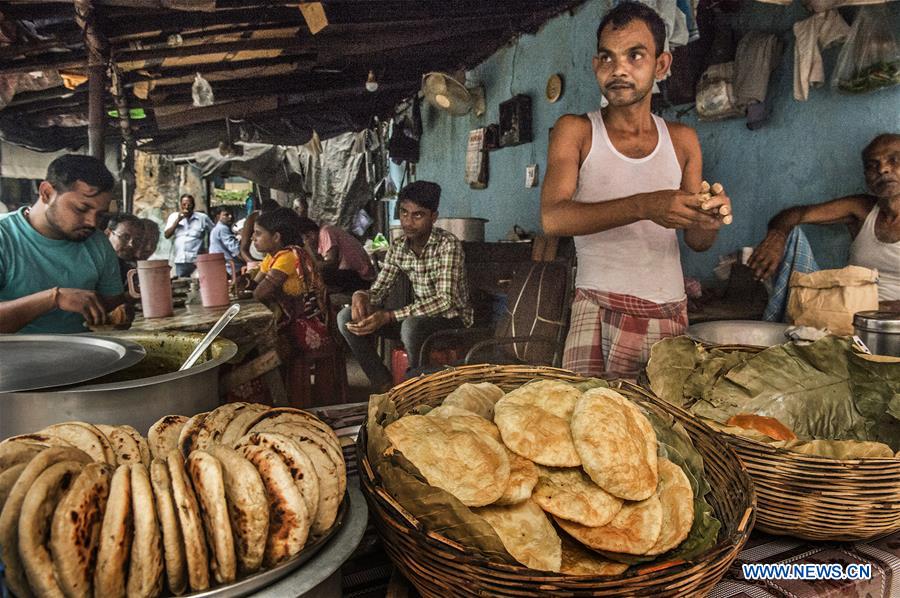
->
[683, 349, 755, 405]
[571, 377, 612, 392]
[646, 337, 707, 406]
[690, 336, 900, 449]
[375, 459, 514, 562]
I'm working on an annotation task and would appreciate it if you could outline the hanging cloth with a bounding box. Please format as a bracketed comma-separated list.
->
[793, 10, 851, 101]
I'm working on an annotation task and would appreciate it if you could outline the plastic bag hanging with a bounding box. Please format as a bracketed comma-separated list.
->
[831, 6, 899, 94]
[192, 73, 214, 107]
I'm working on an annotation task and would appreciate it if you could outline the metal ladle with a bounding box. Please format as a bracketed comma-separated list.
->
[179, 303, 241, 371]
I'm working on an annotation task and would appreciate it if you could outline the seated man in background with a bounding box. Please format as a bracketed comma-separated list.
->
[209, 206, 243, 275]
[297, 216, 375, 293]
[0, 154, 128, 333]
[105, 213, 144, 282]
[136, 218, 161, 261]
[337, 181, 473, 391]
[749, 133, 900, 310]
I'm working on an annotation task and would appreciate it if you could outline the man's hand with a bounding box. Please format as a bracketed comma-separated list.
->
[643, 190, 723, 230]
[55, 288, 107, 325]
[351, 291, 373, 322]
[748, 230, 788, 280]
[347, 310, 391, 336]
[696, 181, 733, 228]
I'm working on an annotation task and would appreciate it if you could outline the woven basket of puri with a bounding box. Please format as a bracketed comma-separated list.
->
[644, 335, 900, 542]
[358, 364, 755, 597]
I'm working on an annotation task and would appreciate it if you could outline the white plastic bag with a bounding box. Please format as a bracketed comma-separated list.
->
[831, 6, 900, 94]
[191, 73, 214, 107]
[696, 62, 744, 121]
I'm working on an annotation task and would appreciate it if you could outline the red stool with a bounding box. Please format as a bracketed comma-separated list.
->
[391, 346, 462, 385]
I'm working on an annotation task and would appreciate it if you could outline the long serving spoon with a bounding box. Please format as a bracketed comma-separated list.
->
[179, 303, 241, 371]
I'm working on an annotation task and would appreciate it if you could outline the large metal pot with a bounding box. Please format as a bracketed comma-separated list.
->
[434, 217, 488, 242]
[0, 331, 237, 440]
[853, 311, 900, 357]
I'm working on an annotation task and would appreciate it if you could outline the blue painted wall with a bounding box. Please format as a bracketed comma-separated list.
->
[415, 0, 900, 282]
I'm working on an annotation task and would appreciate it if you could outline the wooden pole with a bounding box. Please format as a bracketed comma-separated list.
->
[74, 0, 108, 159]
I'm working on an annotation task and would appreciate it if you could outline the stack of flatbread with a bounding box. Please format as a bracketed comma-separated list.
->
[382, 381, 696, 575]
[0, 403, 346, 597]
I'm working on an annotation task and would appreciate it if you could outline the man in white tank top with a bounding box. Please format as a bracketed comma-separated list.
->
[541, 3, 732, 376]
[749, 133, 900, 308]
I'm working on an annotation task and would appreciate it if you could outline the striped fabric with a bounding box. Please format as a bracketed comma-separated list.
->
[562, 288, 688, 376]
[763, 227, 820, 322]
[711, 531, 900, 598]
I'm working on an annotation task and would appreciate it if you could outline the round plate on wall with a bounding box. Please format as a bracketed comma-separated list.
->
[546, 73, 564, 103]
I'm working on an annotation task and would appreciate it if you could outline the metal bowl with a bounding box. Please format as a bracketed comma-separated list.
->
[687, 320, 789, 348]
[0, 331, 237, 440]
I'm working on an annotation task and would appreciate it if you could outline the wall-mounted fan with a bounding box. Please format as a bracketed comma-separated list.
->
[421, 71, 485, 117]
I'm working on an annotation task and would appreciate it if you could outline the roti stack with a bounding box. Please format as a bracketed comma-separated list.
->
[381, 380, 701, 574]
[0, 404, 347, 597]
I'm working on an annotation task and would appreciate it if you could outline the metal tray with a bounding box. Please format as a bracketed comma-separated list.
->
[0, 334, 146, 393]
[183, 492, 350, 598]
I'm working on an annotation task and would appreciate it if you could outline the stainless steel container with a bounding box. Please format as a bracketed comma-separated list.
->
[853, 311, 900, 357]
[687, 320, 790, 347]
[434, 217, 488, 242]
[0, 331, 237, 440]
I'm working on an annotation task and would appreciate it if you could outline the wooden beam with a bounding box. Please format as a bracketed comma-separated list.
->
[74, 0, 109, 159]
[109, 14, 513, 61]
[0, 38, 80, 61]
[154, 96, 279, 129]
[109, 64, 134, 147]
[5, 0, 217, 10]
[151, 79, 416, 120]
[0, 52, 87, 76]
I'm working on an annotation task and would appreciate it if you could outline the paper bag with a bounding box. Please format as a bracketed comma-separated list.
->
[786, 266, 879, 334]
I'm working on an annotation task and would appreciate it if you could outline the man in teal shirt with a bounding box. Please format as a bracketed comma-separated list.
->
[0, 154, 127, 333]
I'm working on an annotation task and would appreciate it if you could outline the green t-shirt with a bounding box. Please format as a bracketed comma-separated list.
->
[0, 207, 124, 333]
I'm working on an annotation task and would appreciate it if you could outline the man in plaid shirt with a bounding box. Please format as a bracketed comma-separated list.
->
[337, 181, 473, 390]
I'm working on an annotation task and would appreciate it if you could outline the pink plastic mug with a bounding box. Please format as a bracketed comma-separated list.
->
[196, 253, 234, 308]
[127, 260, 174, 318]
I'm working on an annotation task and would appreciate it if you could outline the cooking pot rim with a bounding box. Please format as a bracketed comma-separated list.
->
[57, 335, 237, 392]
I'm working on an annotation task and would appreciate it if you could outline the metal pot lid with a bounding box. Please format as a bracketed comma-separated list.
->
[853, 311, 900, 333]
[0, 334, 146, 393]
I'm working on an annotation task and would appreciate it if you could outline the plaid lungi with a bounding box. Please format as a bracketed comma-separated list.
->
[562, 289, 688, 376]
